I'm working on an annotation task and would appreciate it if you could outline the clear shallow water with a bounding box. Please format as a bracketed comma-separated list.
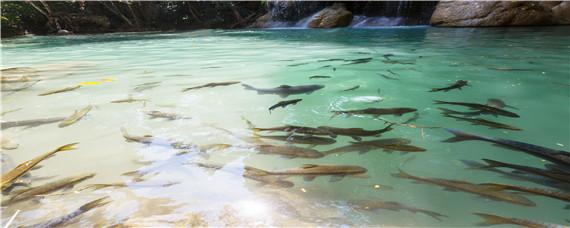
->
[1, 27, 569, 226]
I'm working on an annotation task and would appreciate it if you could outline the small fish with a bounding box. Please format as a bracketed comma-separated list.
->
[83, 181, 178, 191]
[473, 213, 562, 227]
[437, 107, 483, 117]
[317, 58, 345, 63]
[121, 128, 194, 150]
[378, 73, 398, 80]
[287, 62, 311, 67]
[382, 54, 394, 60]
[1, 117, 65, 130]
[254, 144, 324, 158]
[331, 107, 417, 118]
[133, 82, 160, 92]
[479, 183, 570, 202]
[442, 113, 522, 131]
[482, 159, 570, 183]
[392, 170, 535, 206]
[242, 84, 324, 98]
[111, 96, 147, 103]
[194, 162, 294, 188]
[257, 134, 337, 145]
[181, 81, 240, 92]
[253, 125, 335, 138]
[144, 110, 190, 120]
[443, 129, 570, 167]
[309, 75, 331, 79]
[429, 80, 469, 92]
[268, 99, 302, 113]
[38, 85, 81, 96]
[352, 200, 446, 221]
[1, 143, 77, 191]
[489, 67, 535, 72]
[28, 197, 110, 228]
[258, 164, 368, 182]
[343, 58, 373, 65]
[342, 85, 360, 92]
[59, 105, 93, 128]
[4, 173, 95, 204]
[382, 60, 415, 65]
[434, 100, 519, 118]
[317, 124, 394, 141]
[353, 138, 426, 152]
[387, 70, 399, 76]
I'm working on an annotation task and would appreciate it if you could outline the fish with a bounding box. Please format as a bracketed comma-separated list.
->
[181, 81, 240, 92]
[1, 76, 32, 83]
[442, 113, 522, 131]
[353, 138, 426, 152]
[38, 85, 81, 96]
[482, 159, 570, 183]
[382, 60, 415, 65]
[486, 98, 517, 110]
[434, 100, 519, 118]
[382, 54, 394, 60]
[488, 67, 535, 71]
[254, 144, 324, 159]
[392, 170, 535, 206]
[438, 107, 484, 117]
[309, 75, 331, 79]
[1, 116, 66, 130]
[194, 162, 294, 188]
[317, 58, 345, 62]
[258, 164, 368, 182]
[257, 134, 337, 145]
[478, 183, 570, 202]
[352, 200, 446, 221]
[121, 128, 194, 150]
[242, 84, 325, 98]
[253, 125, 336, 138]
[1, 143, 77, 191]
[111, 96, 148, 103]
[324, 143, 379, 156]
[133, 81, 160, 92]
[331, 107, 417, 118]
[443, 129, 570, 167]
[59, 105, 93, 128]
[3, 173, 95, 204]
[83, 181, 178, 191]
[387, 70, 399, 76]
[27, 197, 110, 228]
[343, 57, 373, 65]
[473, 212, 562, 227]
[144, 110, 190, 120]
[316, 124, 394, 141]
[268, 99, 302, 113]
[429, 80, 469, 92]
[342, 85, 360, 92]
[378, 73, 398, 80]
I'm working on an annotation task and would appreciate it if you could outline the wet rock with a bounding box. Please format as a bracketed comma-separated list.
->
[551, 1, 570, 24]
[430, 1, 558, 27]
[307, 3, 353, 28]
[250, 13, 272, 28]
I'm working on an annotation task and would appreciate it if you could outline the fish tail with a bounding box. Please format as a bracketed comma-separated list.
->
[442, 128, 484, 143]
[79, 196, 110, 212]
[433, 100, 447, 104]
[481, 159, 507, 168]
[55, 143, 79, 152]
[473, 213, 510, 226]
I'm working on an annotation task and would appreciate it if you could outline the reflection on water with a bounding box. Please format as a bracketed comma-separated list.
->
[1, 27, 569, 226]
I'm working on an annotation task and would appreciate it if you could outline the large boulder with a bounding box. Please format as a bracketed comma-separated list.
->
[551, 1, 570, 24]
[430, 1, 559, 27]
[307, 3, 353, 28]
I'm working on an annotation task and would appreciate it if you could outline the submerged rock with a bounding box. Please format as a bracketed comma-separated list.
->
[307, 3, 353, 28]
[430, 1, 559, 27]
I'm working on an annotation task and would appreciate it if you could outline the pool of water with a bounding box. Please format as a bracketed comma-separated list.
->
[1, 27, 569, 226]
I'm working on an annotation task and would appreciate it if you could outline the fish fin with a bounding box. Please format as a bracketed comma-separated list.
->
[329, 175, 345, 182]
[79, 196, 111, 211]
[303, 176, 317, 181]
[442, 129, 483, 143]
[473, 213, 509, 226]
[352, 136, 362, 141]
[481, 159, 506, 168]
[54, 143, 79, 152]
[301, 164, 318, 169]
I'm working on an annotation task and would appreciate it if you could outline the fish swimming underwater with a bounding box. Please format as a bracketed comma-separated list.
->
[253, 125, 336, 138]
[242, 84, 325, 98]
[478, 183, 570, 202]
[482, 159, 570, 183]
[352, 138, 426, 152]
[194, 162, 294, 188]
[1, 116, 66, 129]
[144, 110, 191, 120]
[429, 80, 469, 92]
[256, 134, 337, 145]
[351, 200, 446, 221]
[3, 173, 95, 204]
[28, 197, 110, 228]
[473, 213, 563, 228]
[181, 81, 240, 92]
[253, 144, 324, 159]
[434, 100, 519, 118]
[257, 164, 368, 182]
[268, 99, 302, 113]
[309, 75, 331, 79]
[443, 129, 570, 167]
[59, 105, 93, 128]
[442, 113, 522, 131]
[342, 85, 360, 91]
[316, 124, 394, 141]
[331, 107, 417, 118]
[38, 85, 81, 96]
[111, 96, 148, 103]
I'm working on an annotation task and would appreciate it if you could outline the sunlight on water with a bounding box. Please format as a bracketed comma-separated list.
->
[1, 27, 569, 226]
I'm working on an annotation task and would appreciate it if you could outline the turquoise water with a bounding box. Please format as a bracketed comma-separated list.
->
[1, 27, 569, 226]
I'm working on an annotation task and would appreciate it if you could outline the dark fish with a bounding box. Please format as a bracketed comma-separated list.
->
[133, 82, 160, 92]
[429, 80, 469, 92]
[242, 84, 324, 98]
[353, 139, 426, 152]
[474, 213, 561, 227]
[352, 200, 446, 221]
[1, 117, 65, 129]
[382, 54, 394, 60]
[257, 134, 336, 145]
[253, 125, 335, 138]
[443, 129, 570, 167]
[434, 100, 520, 118]
[309, 75, 331, 79]
[325, 138, 413, 156]
[489, 67, 535, 71]
[259, 164, 368, 182]
[387, 70, 399, 76]
[317, 58, 345, 62]
[28, 197, 110, 228]
[38, 85, 81, 96]
[479, 183, 570, 202]
[254, 144, 324, 158]
[442, 113, 522, 131]
[331, 107, 417, 118]
[378, 73, 399, 80]
[438, 107, 483, 117]
[324, 143, 379, 156]
[268, 99, 302, 113]
[343, 57, 373, 65]
[342, 85, 360, 92]
[317, 124, 394, 141]
[194, 162, 294, 188]
[182, 81, 240, 92]
[392, 170, 535, 206]
[382, 60, 415, 65]
[287, 62, 311, 67]
[482, 159, 570, 183]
